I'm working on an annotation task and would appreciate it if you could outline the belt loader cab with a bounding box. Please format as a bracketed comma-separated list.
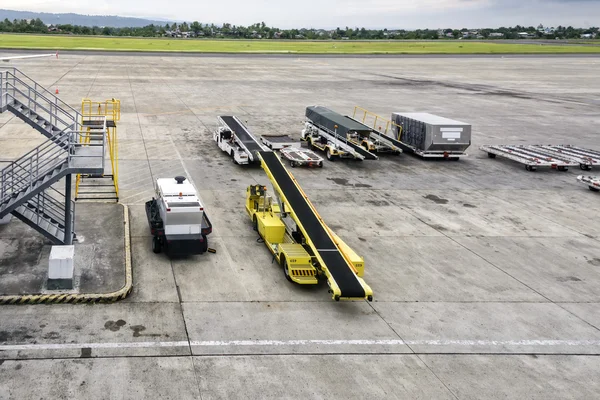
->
[246, 184, 366, 286]
[146, 176, 212, 256]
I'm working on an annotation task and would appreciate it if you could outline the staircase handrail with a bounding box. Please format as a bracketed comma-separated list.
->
[4, 75, 80, 131]
[0, 131, 70, 204]
[1, 67, 82, 122]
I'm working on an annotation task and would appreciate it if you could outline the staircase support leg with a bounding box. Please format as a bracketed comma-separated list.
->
[64, 174, 73, 245]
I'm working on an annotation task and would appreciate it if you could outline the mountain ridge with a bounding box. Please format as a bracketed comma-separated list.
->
[0, 9, 173, 28]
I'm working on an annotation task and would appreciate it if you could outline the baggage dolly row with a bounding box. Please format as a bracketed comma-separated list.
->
[480, 144, 599, 171]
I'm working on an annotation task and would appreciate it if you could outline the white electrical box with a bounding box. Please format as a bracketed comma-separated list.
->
[48, 245, 75, 280]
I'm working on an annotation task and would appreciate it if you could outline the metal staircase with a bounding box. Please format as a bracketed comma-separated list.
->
[0, 68, 106, 244]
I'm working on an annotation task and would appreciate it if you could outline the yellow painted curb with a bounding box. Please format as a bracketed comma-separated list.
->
[0, 204, 133, 305]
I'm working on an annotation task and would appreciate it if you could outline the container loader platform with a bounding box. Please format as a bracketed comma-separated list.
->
[214, 115, 269, 164]
[247, 151, 373, 301]
[302, 106, 378, 161]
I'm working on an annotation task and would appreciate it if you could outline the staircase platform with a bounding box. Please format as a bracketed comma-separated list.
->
[70, 146, 105, 174]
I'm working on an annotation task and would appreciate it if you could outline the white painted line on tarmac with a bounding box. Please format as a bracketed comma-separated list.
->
[190, 339, 600, 347]
[0, 341, 190, 351]
[2, 339, 600, 352]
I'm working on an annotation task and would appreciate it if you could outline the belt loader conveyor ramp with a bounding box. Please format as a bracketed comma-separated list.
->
[303, 106, 378, 161]
[216, 115, 269, 164]
[255, 151, 373, 301]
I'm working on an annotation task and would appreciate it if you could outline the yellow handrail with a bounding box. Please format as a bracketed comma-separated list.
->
[76, 98, 120, 201]
[352, 106, 403, 140]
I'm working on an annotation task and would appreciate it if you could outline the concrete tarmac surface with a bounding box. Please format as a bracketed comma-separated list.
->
[1, 53, 600, 399]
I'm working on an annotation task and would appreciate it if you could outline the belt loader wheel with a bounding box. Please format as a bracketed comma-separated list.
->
[152, 236, 161, 254]
[281, 256, 293, 282]
[326, 149, 335, 162]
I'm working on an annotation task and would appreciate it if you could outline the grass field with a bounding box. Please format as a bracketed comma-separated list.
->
[1, 34, 600, 54]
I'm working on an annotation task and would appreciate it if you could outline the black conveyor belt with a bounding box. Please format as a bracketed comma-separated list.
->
[220, 116, 263, 154]
[370, 131, 408, 151]
[260, 151, 365, 298]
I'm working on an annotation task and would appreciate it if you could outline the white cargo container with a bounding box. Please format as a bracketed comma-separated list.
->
[391, 112, 472, 158]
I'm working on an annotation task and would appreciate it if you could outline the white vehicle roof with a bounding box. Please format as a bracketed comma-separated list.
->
[156, 177, 203, 206]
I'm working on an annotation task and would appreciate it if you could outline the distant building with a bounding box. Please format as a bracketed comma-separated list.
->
[489, 32, 504, 38]
[581, 33, 597, 39]
[462, 30, 479, 39]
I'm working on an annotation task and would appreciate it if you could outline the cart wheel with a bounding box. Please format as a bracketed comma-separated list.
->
[487, 153, 496, 159]
[319, 162, 323, 168]
[290, 161, 297, 168]
[557, 166, 568, 172]
[152, 236, 161, 254]
[580, 164, 592, 171]
[451, 157, 460, 161]
[590, 186, 600, 192]
[525, 165, 537, 172]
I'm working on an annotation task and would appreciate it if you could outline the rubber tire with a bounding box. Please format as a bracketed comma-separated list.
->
[319, 162, 323, 168]
[558, 166, 568, 172]
[326, 150, 335, 162]
[590, 186, 600, 192]
[290, 161, 297, 168]
[201, 234, 208, 253]
[152, 236, 161, 254]
[580, 164, 592, 171]
[525, 165, 536, 172]
[488, 153, 496, 159]
[252, 215, 258, 231]
[282, 256, 293, 283]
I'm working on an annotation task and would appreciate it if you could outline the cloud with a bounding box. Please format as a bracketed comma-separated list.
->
[2, 0, 599, 28]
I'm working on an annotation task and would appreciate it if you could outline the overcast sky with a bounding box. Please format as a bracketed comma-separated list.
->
[2, 0, 599, 29]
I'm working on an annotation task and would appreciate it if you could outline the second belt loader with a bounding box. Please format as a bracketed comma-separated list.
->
[246, 151, 373, 301]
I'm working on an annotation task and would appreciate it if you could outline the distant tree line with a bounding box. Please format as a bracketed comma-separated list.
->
[0, 18, 598, 40]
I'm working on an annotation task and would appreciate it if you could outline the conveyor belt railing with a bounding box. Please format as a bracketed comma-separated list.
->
[258, 151, 373, 301]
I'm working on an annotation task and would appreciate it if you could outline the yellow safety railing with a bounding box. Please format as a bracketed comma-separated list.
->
[81, 98, 121, 123]
[352, 106, 403, 141]
[76, 99, 120, 201]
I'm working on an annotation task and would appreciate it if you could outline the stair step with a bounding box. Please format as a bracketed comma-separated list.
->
[38, 218, 50, 231]
[47, 224, 59, 237]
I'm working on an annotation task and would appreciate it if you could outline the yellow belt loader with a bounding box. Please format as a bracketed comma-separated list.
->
[246, 151, 373, 301]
